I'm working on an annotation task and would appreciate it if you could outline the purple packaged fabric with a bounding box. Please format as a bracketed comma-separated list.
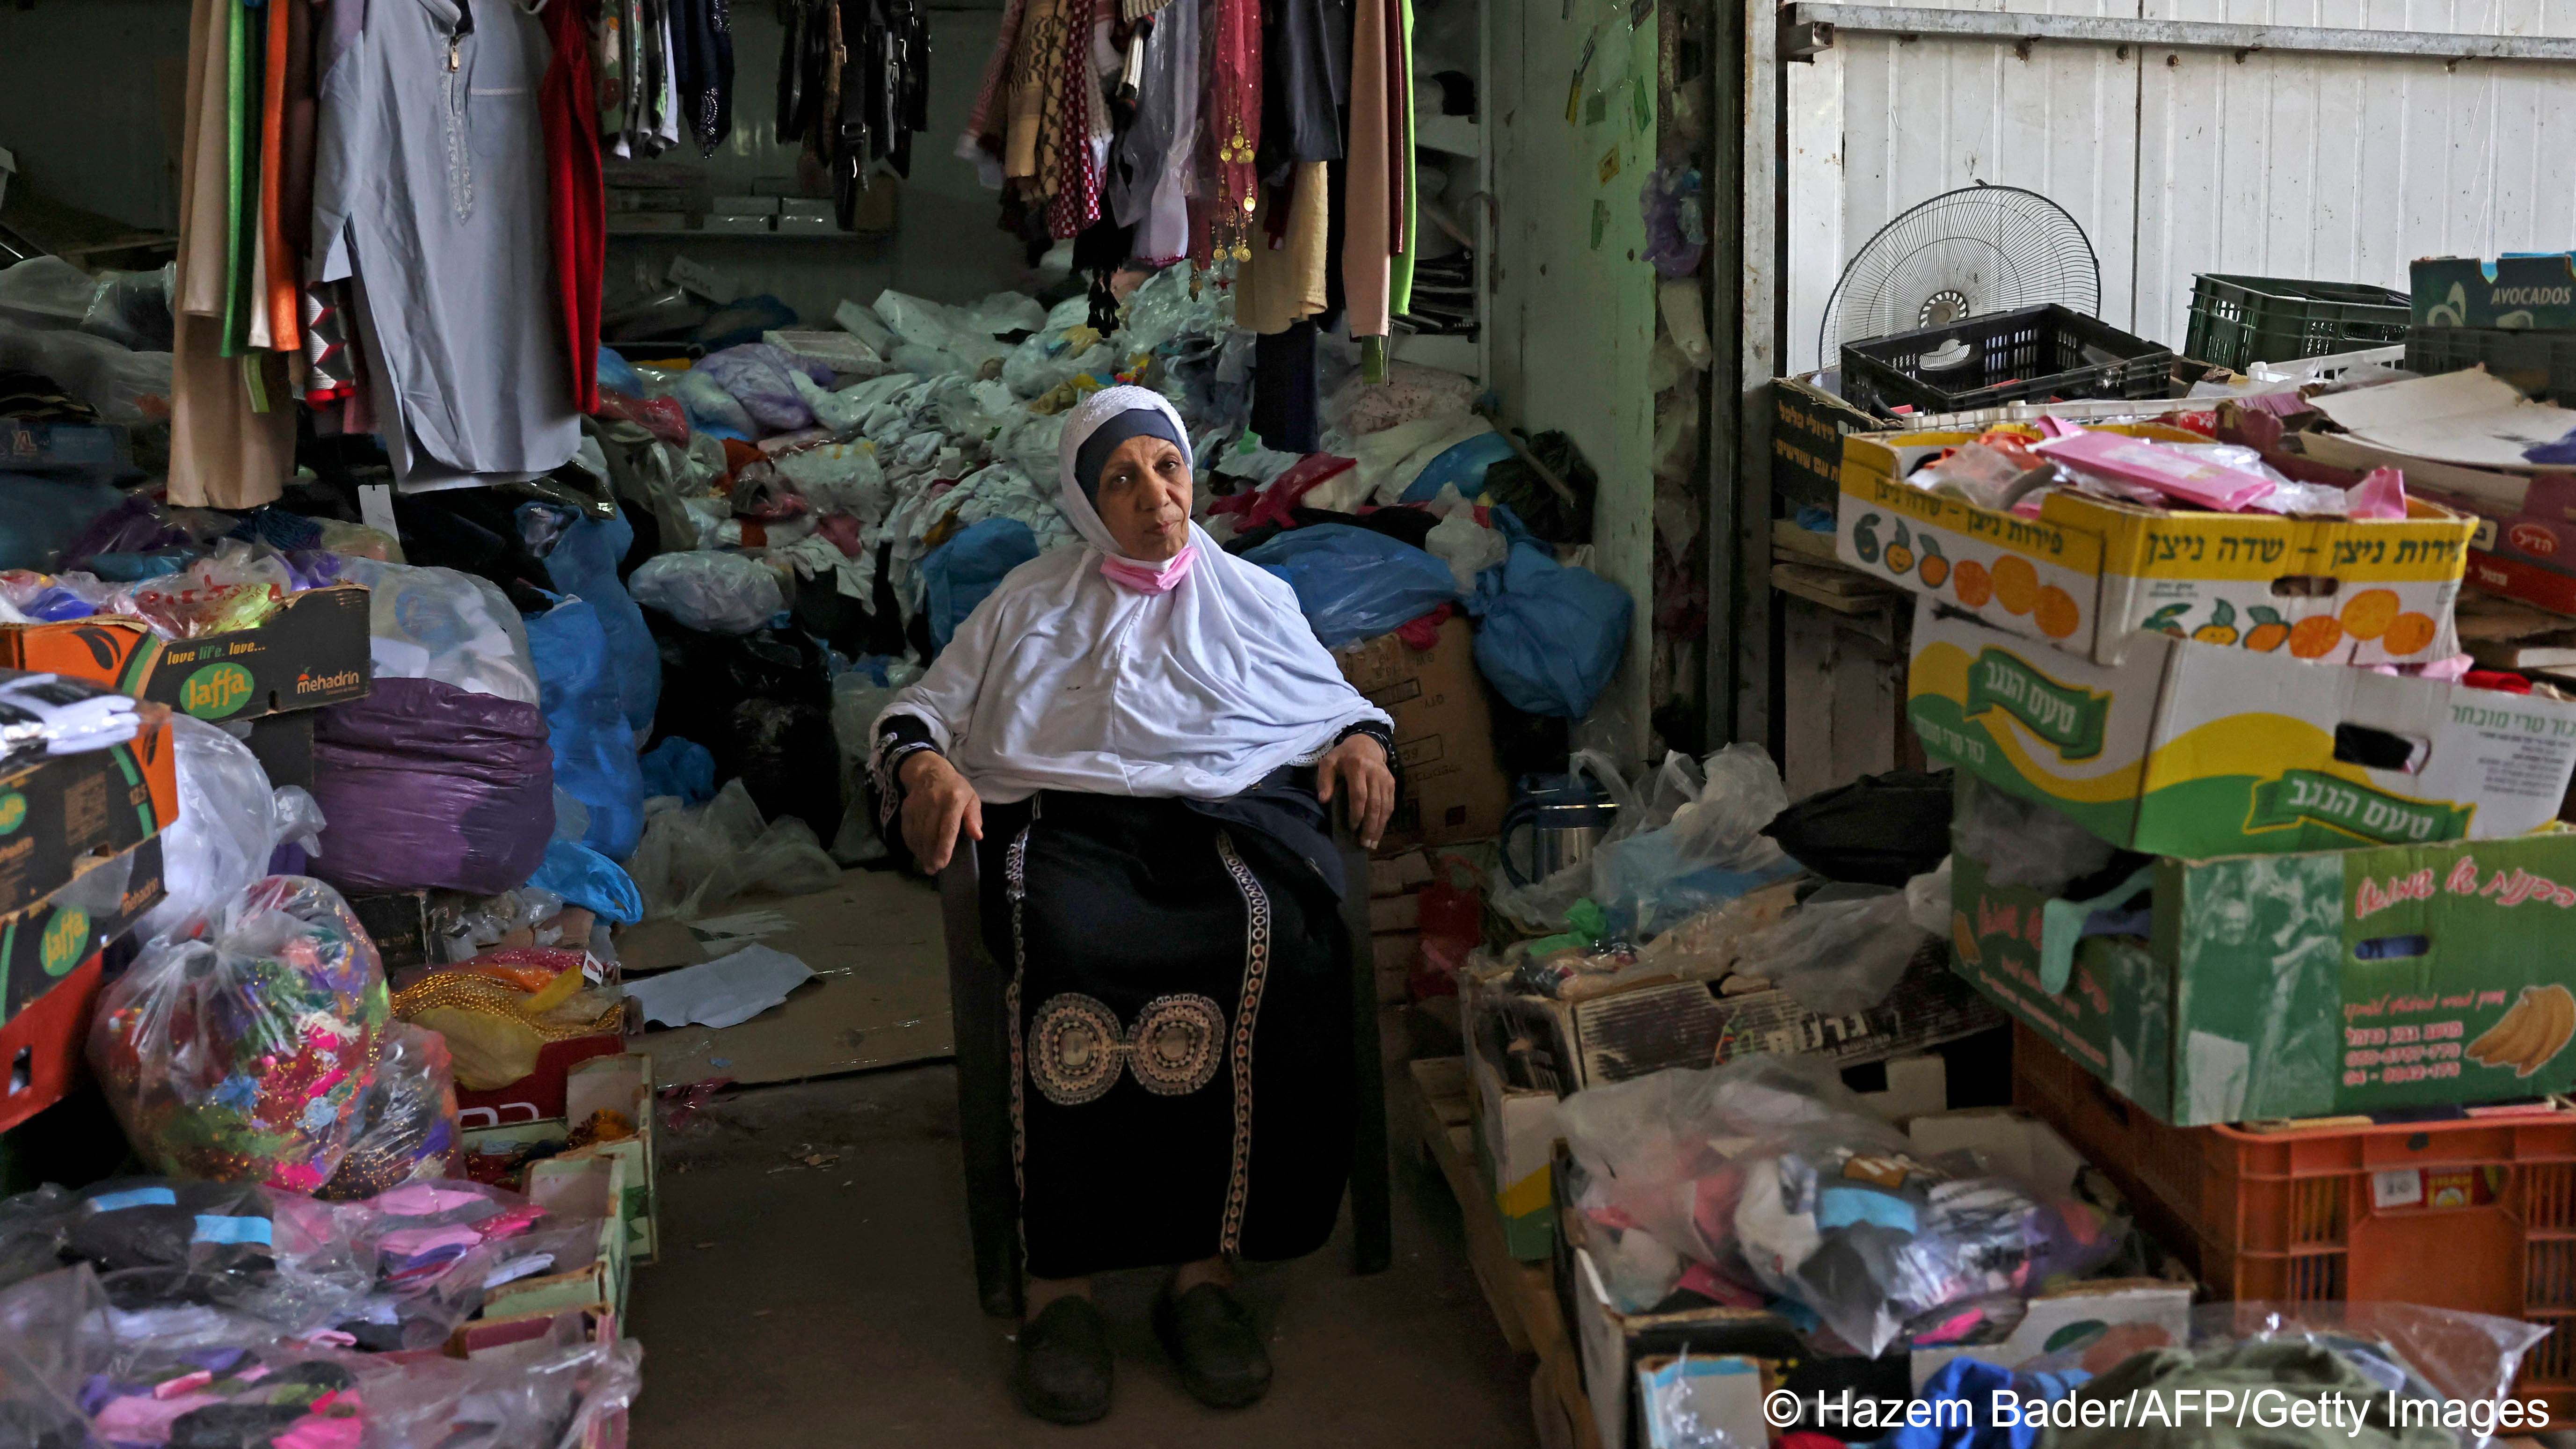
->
[308, 678, 555, 895]
[697, 344, 836, 434]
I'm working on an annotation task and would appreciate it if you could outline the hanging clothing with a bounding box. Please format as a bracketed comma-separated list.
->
[1105, 0, 1196, 266]
[1234, 162, 1327, 335]
[1343, 0, 1394, 339]
[1250, 322, 1319, 452]
[544, 0, 608, 414]
[171, 0, 292, 510]
[1257, 0, 1347, 181]
[869, 385, 1386, 805]
[259, 0, 300, 351]
[1386, 0, 1418, 320]
[671, 0, 733, 156]
[1195, 0, 1260, 263]
[313, 0, 581, 492]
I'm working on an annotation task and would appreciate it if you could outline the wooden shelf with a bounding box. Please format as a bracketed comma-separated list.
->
[1416, 111, 1483, 158]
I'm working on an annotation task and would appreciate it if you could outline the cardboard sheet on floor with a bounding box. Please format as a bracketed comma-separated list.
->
[626, 869, 952, 1088]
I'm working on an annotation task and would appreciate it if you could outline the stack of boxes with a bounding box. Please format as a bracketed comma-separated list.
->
[1834, 412, 2576, 1398]
[0, 579, 373, 1136]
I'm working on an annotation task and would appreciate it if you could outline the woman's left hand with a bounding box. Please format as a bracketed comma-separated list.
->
[1317, 734, 1397, 850]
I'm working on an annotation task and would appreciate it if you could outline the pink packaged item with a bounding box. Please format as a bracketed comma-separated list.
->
[2032, 429, 2278, 512]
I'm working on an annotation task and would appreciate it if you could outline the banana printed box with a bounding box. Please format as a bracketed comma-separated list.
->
[1950, 832, 2576, 1124]
[1837, 427, 2474, 667]
[1909, 598, 2576, 858]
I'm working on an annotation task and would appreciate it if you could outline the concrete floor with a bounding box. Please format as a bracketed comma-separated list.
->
[628, 1062, 1539, 1448]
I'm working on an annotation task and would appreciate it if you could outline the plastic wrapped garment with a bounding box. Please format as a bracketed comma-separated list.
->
[308, 679, 555, 896]
[334, 558, 540, 705]
[697, 342, 836, 434]
[0, 1184, 372, 1338]
[773, 438, 889, 522]
[2055, 1303, 2555, 1449]
[0, 317, 172, 425]
[1469, 541, 1634, 718]
[524, 597, 645, 860]
[319, 1024, 460, 1201]
[528, 502, 658, 734]
[675, 367, 757, 438]
[137, 716, 327, 943]
[626, 779, 839, 919]
[1762, 768, 1957, 888]
[88, 877, 392, 1194]
[1241, 524, 1459, 647]
[924, 518, 1040, 650]
[627, 551, 785, 634]
[1732, 884, 1931, 1016]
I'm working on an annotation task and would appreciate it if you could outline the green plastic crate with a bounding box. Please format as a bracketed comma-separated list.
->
[2184, 274, 2411, 370]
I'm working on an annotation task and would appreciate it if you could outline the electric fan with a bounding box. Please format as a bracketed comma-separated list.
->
[1819, 184, 2101, 365]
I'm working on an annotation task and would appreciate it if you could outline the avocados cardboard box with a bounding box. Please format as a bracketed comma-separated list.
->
[0, 583, 371, 722]
[1838, 428, 2475, 668]
[1950, 828, 2576, 1125]
[1908, 598, 2576, 857]
[0, 705, 179, 921]
[2414, 254, 2576, 330]
[1332, 614, 1508, 848]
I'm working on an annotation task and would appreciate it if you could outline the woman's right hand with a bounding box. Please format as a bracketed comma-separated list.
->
[899, 751, 984, 874]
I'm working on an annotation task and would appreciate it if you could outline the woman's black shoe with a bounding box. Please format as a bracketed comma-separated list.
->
[1153, 1282, 1273, 1409]
[1015, 1296, 1113, 1424]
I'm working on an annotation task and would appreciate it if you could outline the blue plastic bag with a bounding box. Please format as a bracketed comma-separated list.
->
[1242, 524, 1458, 648]
[1468, 542, 1633, 718]
[527, 838, 645, 924]
[524, 597, 647, 860]
[640, 736, 717, 804]
[923, 518, 1041, 650]
[1399, 433, 1518, 504]
[527, 502, 659, 733]
[597, 346, 642, 398]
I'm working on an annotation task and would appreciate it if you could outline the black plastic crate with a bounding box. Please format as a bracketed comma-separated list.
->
[1839, 304, 2175, 418]
[2407, 327, 2576, 405]
[2185, 274, 2410, 371]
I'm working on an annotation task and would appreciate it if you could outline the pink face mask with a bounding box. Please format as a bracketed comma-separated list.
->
[1100, 543, 1196, 594]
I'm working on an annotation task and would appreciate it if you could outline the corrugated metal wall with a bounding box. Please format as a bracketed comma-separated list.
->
[1785, 0, 2576, 374]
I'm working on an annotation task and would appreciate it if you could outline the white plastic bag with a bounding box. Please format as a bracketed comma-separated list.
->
[1425, 507, 1507, 593]
[627, 551, 785, 634]
[138, 717, 329, 943]
[1953, 776, 2116, 893]
[335, 559, 539, 704]
[1588, 744, 1795, 937]
[827, 662, 924, 865]
[1731, 884, 1929, 1016]
[775, 437, 888, 522]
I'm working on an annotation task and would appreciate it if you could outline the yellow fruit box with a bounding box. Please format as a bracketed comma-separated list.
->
[1834, 426, 2476, 667]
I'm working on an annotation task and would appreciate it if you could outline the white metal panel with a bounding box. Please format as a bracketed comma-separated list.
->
[2133, 0, 2576, 350]
[1792, 0, 2145, 374]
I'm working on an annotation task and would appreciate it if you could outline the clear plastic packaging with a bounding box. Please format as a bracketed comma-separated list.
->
[698, 342, 835, 434]
[675, 367, 757, 437]
[1587, 744, 1797, 938]
[1952, 776, 2116, 894]
[1731, 884, 1931, 1016]
[335, 558, 541, 705]
[138, 715, 329, 944]
[360, 1317, 642, 1449]
[89, 877, 392, 1194]
[627, 551, 786, 634]
[319, 1023, 460, 1201]
[626, 779, 842, 919]
[1425, 505, 1508, 594]
[113, 541, 292, 639]
[1632, 879, 1807, 980]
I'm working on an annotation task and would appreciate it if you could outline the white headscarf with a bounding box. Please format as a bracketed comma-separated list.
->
[874, 386, 1390, 803]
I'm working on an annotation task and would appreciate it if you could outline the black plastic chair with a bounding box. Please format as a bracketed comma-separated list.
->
[939, 828, 1393, 1318]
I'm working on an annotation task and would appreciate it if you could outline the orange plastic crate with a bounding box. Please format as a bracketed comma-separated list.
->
[2012, 1022, 2576, 1421]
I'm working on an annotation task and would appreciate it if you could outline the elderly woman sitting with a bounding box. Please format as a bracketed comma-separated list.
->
[871, 386, 1399, 1425]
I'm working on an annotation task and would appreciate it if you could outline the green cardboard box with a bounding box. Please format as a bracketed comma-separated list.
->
[2413, 254, 2576, 330]
[1949, 828, 2576, 1125]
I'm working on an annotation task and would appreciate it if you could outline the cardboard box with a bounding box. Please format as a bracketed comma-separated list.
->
[524, 1151, 633, 1317]
[1369, 893, 1421, 932]
[1774, 374, 1879, 511]
[1462, 971, 1564, 1261]
[1333, 616, 1509, 847]
[347, 889, 432, 969]
[566, 1053, 659, 1263]
[1482, 944, 2005, 1096]
[456, 1033, 628, 1127]
[0, 584, 371, 722]
[1909, 598, 2576, 857]
[1839, 428, 2475, 667]
[2415, 254, 2576, 329]
[0, 708, 178, 920]
[1951, 829, 2576, 1123]
[0, 836, 163, 1132]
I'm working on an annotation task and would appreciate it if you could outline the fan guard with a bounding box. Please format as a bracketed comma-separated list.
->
[1819, 184, 2102, 365]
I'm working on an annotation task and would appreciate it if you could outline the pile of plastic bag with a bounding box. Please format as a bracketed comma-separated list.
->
[1560, 1055, 2125, 1356]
